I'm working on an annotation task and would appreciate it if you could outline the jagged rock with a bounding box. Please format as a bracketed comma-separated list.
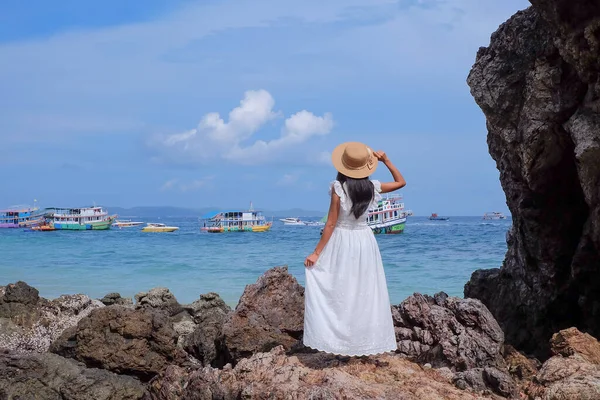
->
[453, 368, 517, 399]
[182, 292, 231, 367]
[100, 292, 133, 306]
[220, 266, 304, 364]
[550, 326, 600, 364]
[0, 350, 147, 399]
[393, 292, 505, 371]
[183, 292, 231, 324]
[0, 282, 103, 353]
[503, 344, 540, 381]
[523, 328, 600, 399]
[135, 287, 182, 316]
[50, 305, 189, 381]
[148, 346, 496, 400]
[466, 1, 600, 359]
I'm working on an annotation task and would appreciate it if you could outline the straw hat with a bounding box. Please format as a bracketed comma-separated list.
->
[331, 142, 377, 179]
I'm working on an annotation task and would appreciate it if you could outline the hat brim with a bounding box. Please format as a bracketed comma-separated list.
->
[331, 142, 378, 179]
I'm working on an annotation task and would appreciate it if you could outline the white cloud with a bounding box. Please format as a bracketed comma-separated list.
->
[152, 90, 333, 165]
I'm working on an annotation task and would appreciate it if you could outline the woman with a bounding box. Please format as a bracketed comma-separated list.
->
[303, 141, 406, 356]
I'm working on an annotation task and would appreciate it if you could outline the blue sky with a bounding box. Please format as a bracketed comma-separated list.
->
[0, 0, 529, 215]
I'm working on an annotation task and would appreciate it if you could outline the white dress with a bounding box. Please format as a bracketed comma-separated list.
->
[303, 180, 397, 356]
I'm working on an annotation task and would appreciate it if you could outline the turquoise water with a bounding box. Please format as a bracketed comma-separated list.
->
[0, 217, 510, 306]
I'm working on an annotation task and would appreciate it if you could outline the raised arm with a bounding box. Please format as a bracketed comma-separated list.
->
[304, 189, 340, 267]
[373, 151, 406, 193]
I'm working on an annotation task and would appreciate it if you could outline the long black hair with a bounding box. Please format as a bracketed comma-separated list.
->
[336, 172, 374, 219]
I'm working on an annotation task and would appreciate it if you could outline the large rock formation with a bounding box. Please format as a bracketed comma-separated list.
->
[393, 292, 517, 398]
[50, 305, 190, 381]
[220, 266, 305, 364]
[466, 0, 600, 358]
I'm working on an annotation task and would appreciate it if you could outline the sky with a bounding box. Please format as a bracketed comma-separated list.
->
[0, 0, 530, 215]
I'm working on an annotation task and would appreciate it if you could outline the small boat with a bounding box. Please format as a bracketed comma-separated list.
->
[200, 202, 272, 233]
[482, 212, 506, 220]
[0, 202, 44, 228]
[429, 213, 449, 221]
[42, 206, 116, 230]
[31, 223, 56, 232]
[142, 223, 179, 232]
[280, 217, 304, 226]
[113, 219, 145, 228]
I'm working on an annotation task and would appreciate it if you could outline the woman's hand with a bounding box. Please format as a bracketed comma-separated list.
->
[373, 150, 389, 162]
[304, 252, 319, 268]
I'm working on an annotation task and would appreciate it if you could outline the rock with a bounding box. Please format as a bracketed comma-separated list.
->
[3, 281, 39, 305]
[100, 292, 133, 306]
[50, 305, 189, 381]
[523, 328, 600, 399]
[393, 292, 505, 371]
[148, 346, 496, 400]
[0, 350, 147, 399]
[503, 344, 540, 381]
[0, 282, 103, 353]
[220, 266, 304, 364]
[453, 368, 517, 398]
[183, 292, 231, 324]
[182, 292, 231, 367]
[550, 326, 600, 364]
[466, 1, 600, 359]
[135, 287, 182, 317]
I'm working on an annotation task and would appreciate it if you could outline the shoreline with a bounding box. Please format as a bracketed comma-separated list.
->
[2, 266, 599, 399]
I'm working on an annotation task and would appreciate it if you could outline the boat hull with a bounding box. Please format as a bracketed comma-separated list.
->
[0, 223, 19, 229]
[208, 223, 272, 233]
[371, 222, 405, 234]
[142, 227, 179, 232]
[53, 219, 114, 230]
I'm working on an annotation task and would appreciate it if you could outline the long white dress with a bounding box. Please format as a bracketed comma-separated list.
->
[303, 180, 397, 356]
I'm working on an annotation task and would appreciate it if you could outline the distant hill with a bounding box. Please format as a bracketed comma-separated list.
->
[106, 206, 325, 218]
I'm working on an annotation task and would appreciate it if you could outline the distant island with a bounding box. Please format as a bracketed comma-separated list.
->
[105, 206, 327, 218]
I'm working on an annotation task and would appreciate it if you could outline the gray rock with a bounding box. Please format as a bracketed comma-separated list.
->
[0, 350, 147, 399]
[100, 292, 133, 306]
[465, 1, 600, 359]
[393, 292, 505, 371]
[135, 287, 182, 316]
[182, 292, 231, 367]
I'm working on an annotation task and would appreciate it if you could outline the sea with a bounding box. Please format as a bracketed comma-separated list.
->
[0, 217, 511, 307]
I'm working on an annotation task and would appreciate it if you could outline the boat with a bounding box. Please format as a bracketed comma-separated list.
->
[141, 223, 179, 232]
[280, 217, 304, 226]
[321, 194, 408, 235]
[429, 213, 449, 221]
[482, 212, 506, 220]
[43, 207, 116, 230]
[0, 203, 44, 228]
[30, 222, 56, 232]
[200, 202, 272, 233]
[368, 194, 407, 234]
[113, 219, 145, 228]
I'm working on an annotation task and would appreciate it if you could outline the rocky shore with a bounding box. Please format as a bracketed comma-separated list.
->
[2, 267, 600, 399]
